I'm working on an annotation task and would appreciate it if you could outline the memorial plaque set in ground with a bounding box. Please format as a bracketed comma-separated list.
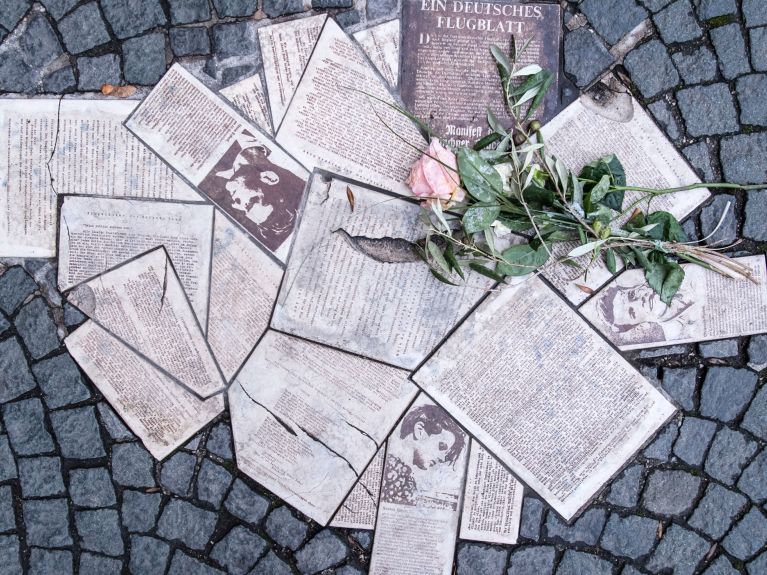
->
[2, 2, 766, 572]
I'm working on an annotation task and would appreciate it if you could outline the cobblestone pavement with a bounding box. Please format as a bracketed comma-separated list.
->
[0, 0, 766, 574]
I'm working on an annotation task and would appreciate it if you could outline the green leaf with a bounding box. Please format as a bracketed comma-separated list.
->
[497, 244, 549, 276]
[487, 109, 506, 135]
[522, 184, 556, 206]
[444, 243, 465, 280]
[646, 211, 688, 242]
[490, 45, 511, 78]
[589, 174, 612, 205]
[644, 259, 685, 306]
[430, 268, 460, 286]
[497, 215, 532, 232]
[427, 240, 451, 275]
[469, 262, 505, 283]
[473, 132, 502, 151]
[568, 240, 606, 258]
[524, 70, 554, 121]
[579, 155, 626, 211]
[605, 248, 617, 274]
[457, 148, 503, 203]
[578, 226, 587, 245]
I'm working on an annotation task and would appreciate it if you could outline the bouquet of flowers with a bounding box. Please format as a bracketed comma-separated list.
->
[403, 41, 759, 304]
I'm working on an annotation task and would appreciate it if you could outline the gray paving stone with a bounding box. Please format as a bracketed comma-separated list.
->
[50, 406, 105, 459]
[18, 456, 64, 497]
[42, 64, 76, 92]
[673, 45, 719, 84]
[648, 99, 681, 140]
[112, 442, 156, 487]
[711, 24, 752, 80]
[641, 0, 674, 10]
[29, 548, 72, 575]
[0, 0, 29, 33]
[313, 0, 353, 7]
[169, 0, 211, 24]
[700, 194, 738, 246]
[643, 420, 679, 460]
[75, 508, 124, 556]
[0, 273, 37, 319]
[211, 525, 266, 575]
[721, 133, 767, 184]
[625, 40, 679, 98]
[250, 551, 292, 575]
[160, 451, 196, 496]
[0, 51, 34, 93]
[580, 0, 647, 45]
[69, 467, 116, 508]
[123, 32, 167, 85]
[121, 490, 161, 532]
[130, 535, 170, 575]
[556, 550, 612, 575]
[15, 298, 59, 359]
[701, 367, 757, 422]
[677, 84, 739, 137]
[655, 0, 703, 43]
[224, 479, 269, 525]
[2, 398, 54, 456]
[23, 498, 72, 547]
[697, 0, 737, 19]
[722, 507, 767, 560]
[0, 337, 36, 403]
[78, 553, 122, 575]
[0, 315, 8, 335]
[738, 449, 767, 503]
[605, 464, 643, 507]
[507, 545, 555, 575]
[57, 3, 110, 54]
[674, 417, 717, 466]
[265, 505, 309, 550]
[33, 353, 90, 409]
[96, 402, 134, 441]
[700, 338, 739, 358]
[336, 567, 363, 575]
[0, 436, 16, 481]
[689, 482, 747, 539]
[170, 27, 210, 57]
[751, 27, 767, 72]
[705, 556, 740, 575]
[638, 344, 693, 359]
[662, 367, 696, 411]
[157, 499, 218, 550]
[743, 0, 767, 28]
[212, 0, 257, 17]
[101, 0, 166, 39]
[737, 74, 767, 126]
[563, 28, 614, 88]
[748, 335, 767, 368]
[519, 497, 545, 540]
[62, 302, 85, 327]
[545, 507, 606, 545]
[211, 21, 260, 60]
[19, 13, 62, 69]
[744, 189, 767, 242]
[168, 550, 225, 575]
[747, 553, 767, 575]
[705, 427, 759, 485]
[335, 9, 361, 29]
[642, 469, 701, 516]
[296, 530, 347, 574]
[456, 543, 507, 575]
[0, 535, 20, 575]
[206, 422, 233, 460]
[599, 513, 657, 559]
[365, 0, 396, 20]
[647, 524, 709, 575]
[0, 486, 14, 533]
[196, 458, 232, 507]
[263, 0, 304, 18]
[77, 54, 121, 91]
[39, 0, 78, 20]
[351, 530, 371, 550]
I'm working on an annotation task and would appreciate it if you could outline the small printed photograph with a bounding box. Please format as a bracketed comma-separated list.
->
[199, 130, 305, 253]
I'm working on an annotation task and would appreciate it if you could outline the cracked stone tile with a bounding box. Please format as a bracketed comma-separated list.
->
[0, 267, 36, 315]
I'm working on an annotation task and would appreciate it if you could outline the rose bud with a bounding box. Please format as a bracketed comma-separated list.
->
[406, 139, 466, 206]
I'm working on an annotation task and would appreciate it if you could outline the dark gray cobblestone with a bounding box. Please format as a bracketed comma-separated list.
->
[0, 1, 765, 573]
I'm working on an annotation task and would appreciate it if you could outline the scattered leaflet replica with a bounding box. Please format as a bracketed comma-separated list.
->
[67, 247, 226, 399]
[580, 255, 767, 350]
[66, 321, 223, 460]
[275, 18, 422, 195]
[57, 195, 214, 327]
[125, 64, 309, 262]
[0, 99, 200, 258]
[369, 394, 469, 575]
[220, 74, 274, 135]
[271, 172, 493, 370]
[540, 81, 711, 304]
[229, 330, 417, 525]
[207, 212, 283, 381]
[413, 275, 677, 521]
[331, 447, 386, 530]
[354, 19, 401, 88]
[401, 1, 561, 146]
[259, 13, 327, 126]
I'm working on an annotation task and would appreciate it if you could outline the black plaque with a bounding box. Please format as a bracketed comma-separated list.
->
[401, 0, 562, 146]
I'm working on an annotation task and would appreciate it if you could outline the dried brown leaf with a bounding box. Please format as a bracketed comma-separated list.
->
[575, 283, 594, 295]
[346, 186, 355, 212]
[101, 84, 137, 98]
[657, 520, 665, 539]
[705, 543, 717, 562]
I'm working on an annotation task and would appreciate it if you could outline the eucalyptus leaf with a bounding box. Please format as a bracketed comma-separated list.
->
[457, 148, 503, 202]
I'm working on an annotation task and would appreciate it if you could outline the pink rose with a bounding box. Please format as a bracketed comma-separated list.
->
[407, 140, 465, 206]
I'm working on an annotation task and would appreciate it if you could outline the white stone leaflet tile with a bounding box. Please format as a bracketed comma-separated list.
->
[221, 73, 274, 135]
[354, 19, 400, 88]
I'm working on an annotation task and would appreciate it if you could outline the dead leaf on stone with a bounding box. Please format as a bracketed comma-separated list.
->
[346, 186, 355, 212]
[705, 543, 717, 562]
[101, 84, 137, 98]
[657, 520, 665, 539]
[145, 486, 161, 493]
[576, 284, 594, 295]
